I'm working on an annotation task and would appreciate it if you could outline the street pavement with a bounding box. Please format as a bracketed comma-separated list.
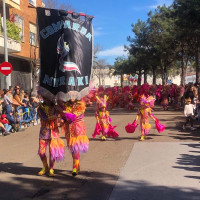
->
[0, 105, 200, 200]
[109, 142, 200, 200]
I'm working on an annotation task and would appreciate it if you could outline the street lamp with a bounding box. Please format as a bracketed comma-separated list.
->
[3, 0, 11, 89]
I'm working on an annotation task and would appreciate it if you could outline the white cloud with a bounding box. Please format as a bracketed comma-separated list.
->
[96, 27, 103, 30]
[93, 27, 104, 36]
[132, 6, 145, 11]
[149, 0, 173, 9]
[97, 46, 128, 57]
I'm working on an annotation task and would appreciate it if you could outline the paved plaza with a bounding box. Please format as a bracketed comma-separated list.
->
[0, 106, 200, 200]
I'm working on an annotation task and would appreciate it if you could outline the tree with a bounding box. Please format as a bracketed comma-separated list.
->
[113, 57, 129, 87]
[127, 19, 158, 85]
[147, 5, 177, 85]
[173, 0, 200, 83]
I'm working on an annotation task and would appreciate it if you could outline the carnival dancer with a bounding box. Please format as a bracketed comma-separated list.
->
[161, 85, 170, 110]
[37, 97, 65, 176]
[61, 98, 89, 176]
[92, 95, 119, 141]
[125, 95, 165, 141]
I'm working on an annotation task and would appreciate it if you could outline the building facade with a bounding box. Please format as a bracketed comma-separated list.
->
[0, 0, 44, 91]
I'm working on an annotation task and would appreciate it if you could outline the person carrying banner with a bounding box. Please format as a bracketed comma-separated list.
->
[36, 7, 94, 176]
[37, 97, 64, 176]
[92, 95, 119, 141]
[60, 98, 89, 176]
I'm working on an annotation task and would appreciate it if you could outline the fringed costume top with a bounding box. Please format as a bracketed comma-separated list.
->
[62, 100, 89, 154]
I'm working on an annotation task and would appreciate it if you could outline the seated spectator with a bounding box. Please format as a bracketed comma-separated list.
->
[0, 121, 10, 136]
[0, 114, 12, 133]
[3, 89, 19, 132]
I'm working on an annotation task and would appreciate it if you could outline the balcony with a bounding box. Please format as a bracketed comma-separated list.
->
[5, 0, 20, 9]
[0, 34, 21, 53]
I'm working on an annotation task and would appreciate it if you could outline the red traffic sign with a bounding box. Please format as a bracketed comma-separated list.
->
[0, 62, 13, 75]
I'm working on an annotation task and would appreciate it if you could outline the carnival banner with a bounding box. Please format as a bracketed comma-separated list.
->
[36, 8, 93, 101]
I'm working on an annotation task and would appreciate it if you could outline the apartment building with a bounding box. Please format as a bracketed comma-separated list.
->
[0, 0, 44, 92]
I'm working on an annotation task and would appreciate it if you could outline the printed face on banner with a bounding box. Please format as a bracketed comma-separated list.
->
[37, 8, 93, 101]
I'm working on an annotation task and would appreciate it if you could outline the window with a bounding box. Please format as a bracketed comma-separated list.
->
[29, 23, 37, 46]
[29, 0, 36, 7]
[14, 15, 24, 41]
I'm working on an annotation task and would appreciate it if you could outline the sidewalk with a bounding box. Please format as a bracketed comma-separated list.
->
[109, 142, 200, 200]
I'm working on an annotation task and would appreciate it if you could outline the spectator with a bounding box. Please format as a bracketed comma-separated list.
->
[22, 94, 32, 127]
[3, 89, 13, 115]
[182, 98, 196, 131]
[24, 90, 29, 97]
[30, 96, 39, 125]
[184, 84, 198, 103]
[8, 86, 14, 100]
[19, 90, 25, 101]
[23, 95, 32, 108]
[3, 89, 19, 131]
[0, 90, 4, 115]
[0, 114, 12, 133]
[0, 121, 10, 136]
[13, 86, 26, 107]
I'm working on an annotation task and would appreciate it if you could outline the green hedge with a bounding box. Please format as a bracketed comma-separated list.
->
[0, 19, 21, 42]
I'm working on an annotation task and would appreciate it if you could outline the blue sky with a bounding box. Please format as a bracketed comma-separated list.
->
[57, 0, 173, 65]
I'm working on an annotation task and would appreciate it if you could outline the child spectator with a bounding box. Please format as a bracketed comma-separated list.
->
[23, 95, 31, 108]
[22, 95, 32, 127]
[30, 96, 39, 125]
[0, 121, 10, 136]
[0, 114, 12, 133]
[183, 98, 196, 130]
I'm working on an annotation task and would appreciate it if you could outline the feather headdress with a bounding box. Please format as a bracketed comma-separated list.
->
[96, 95, 109, 108]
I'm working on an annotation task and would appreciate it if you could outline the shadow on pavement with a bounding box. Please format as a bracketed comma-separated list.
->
[169, 130, 200, 141]
[110, 180, 200, 200]
[0, 162, 117, 200]
[1, 162, 200, 200]
[173, 143, 200, 181]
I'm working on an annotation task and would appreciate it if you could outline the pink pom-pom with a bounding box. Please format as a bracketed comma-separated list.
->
[125, 120, 138, 133]
[155, 120, 165, 133]
[64, 113, 76, 122]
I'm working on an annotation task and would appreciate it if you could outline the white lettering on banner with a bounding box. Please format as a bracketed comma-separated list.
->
[43, 74, 89, 87]
[40, 20, 92, 41]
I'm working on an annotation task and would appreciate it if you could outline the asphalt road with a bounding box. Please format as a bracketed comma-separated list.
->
[0, 105, 200, 200]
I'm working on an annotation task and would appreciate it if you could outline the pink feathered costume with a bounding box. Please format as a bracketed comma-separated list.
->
[125, 95, 165, 141]
[92, 95, 119, 140]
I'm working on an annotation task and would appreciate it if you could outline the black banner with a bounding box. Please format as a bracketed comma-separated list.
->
[36, 8, 93, 101]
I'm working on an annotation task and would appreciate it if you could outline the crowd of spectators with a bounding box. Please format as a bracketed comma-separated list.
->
[0, 85, 40, 136]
